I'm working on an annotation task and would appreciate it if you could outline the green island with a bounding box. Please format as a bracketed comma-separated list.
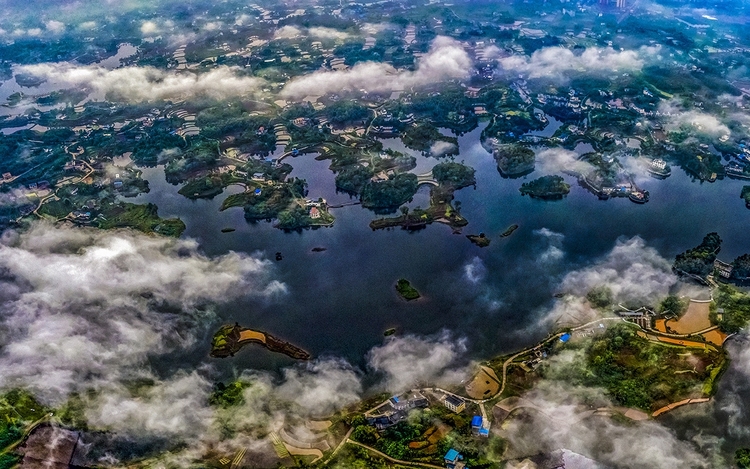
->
[361, 173, 419, 210]
[742, 186, 750, 208]
[210, 323, 311, 360]
[369, 162, 474, 231]
[500, 224, 519, 237]
[673, 232, 722, 278]
[395, 279, 420, 301]
[401, 122, 458, 155]
[96, 202, 186, 237]
[466, 233, 491, 247]
[493, 144, 535, 178]
[519, 175, 571, 200]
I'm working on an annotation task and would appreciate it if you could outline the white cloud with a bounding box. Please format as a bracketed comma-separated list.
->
[281, 36, 471, 98]
[140, 20, 159, 35]
[430, 140, 457, 157]
[367, 332, 468, 392]
[274, 25, 303, 39]
[503, 376, 715, 468]
[0, 223, 284, 403]
[499, 46, 659, 79]
[308, 27, 350, 41]
[17, 64, 265, 102]
[45, 20, 65, 34]
[534, 228, 565, 264]
[276, 359, 362, 416]
[658, 99, 731, 138]
[559, 236, 675, 306]
[535, 147, 591, 174]
[463, 256, 486, 284]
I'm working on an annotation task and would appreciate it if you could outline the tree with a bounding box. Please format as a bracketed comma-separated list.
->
[736, 448, 750, 469]
[659, 295, 687, 316]
[586, 286, 613, 309]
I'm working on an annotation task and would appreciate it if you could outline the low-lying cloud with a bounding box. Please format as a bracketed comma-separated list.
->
[658, 99, 731, 138]
[535, 147, 591, 175]
[499, 46, 659, 79]
[17, 64, 265, 102]
[0, 223, 284, 403]
[281, 36, 471, 98]
[367, 332, 468, 392]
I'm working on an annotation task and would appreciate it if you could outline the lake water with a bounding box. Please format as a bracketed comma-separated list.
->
[127, 123, 750, 371]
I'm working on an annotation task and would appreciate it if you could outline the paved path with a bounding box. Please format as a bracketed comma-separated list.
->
[345, 439, 445, 469]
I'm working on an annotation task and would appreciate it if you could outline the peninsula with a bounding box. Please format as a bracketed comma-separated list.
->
[210, 323, 311, 360]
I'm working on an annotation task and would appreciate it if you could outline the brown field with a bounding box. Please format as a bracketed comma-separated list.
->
[637, 331, 713, 350]
[667, 300, 711, 334]
[702, 329, 727, 346]
[239, 329, 266, 343]
[654, 319, 668, 333]
[465, 366, 501, 399]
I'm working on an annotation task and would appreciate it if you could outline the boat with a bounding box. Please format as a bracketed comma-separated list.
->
[629, 190, 649, 204]
[220, 227, 236, 233]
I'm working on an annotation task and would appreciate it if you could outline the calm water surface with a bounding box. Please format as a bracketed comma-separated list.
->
[129, 123, 750, 366]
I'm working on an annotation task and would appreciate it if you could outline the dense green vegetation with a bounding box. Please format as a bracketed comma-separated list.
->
[732, 254, 750, 280]
[361, 173, 418, 209]
[0, 390, 49, 457]
[736, 448, 750, 469]
[493, 144, 535, 177]
[401, 122, 457, 154]
[545, 325, 726, 411]
[742, 186, 750, 208]
[586, 286, 613, 309]
[335, 165, 374, 195]
[432, 162, 475, 189]
[349, 406, 504, 468]
[209, 381, 251, 408]
[714, 284, 750, 334]
[467, 233, 490, 247]
[395, 279, 420, 301]
[519, 176, 570, 199]
[325, 100, 370, 126]
[98, 203, 186, 237]
[672, 232, 722, 277]
[177, 174, 228, 199]
[659, 295, 688, 316]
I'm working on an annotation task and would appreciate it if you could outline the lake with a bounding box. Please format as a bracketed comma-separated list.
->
[125, 123, 750, 374]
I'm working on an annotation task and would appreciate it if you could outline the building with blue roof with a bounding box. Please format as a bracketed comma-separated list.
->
[560, 333, 571, 343]
[444, 448, 465, 468]
[471, 415, 482, 428]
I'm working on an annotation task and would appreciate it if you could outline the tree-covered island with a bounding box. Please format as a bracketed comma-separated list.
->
[519, 175, 571, 200]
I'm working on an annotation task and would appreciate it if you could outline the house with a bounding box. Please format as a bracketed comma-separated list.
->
[309, 207, 321, 219]
[251, 172, 266, 181]
[471, 416, 482, 429]
[443, 395, 465, 413]
[444, 448, 465, 469]
[714, 259, 733, 279]
[2, 172, 12, 181]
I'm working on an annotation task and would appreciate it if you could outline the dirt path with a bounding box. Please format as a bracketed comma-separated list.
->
[345, 439, 446, 469]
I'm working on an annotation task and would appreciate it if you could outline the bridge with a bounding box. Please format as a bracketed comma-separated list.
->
[416, 170, 438, 186]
